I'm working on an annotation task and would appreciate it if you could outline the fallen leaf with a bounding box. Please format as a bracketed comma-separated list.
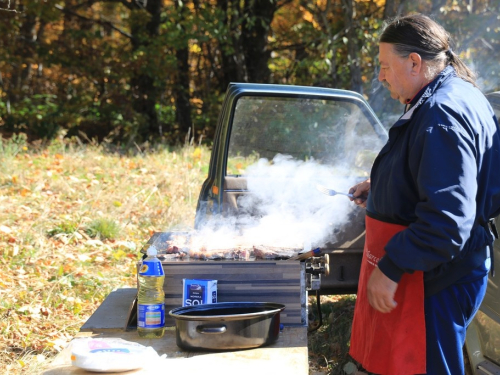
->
[11, 245, 19, 256]
[112, 249, 126, 260]
[86, 239, 103, 247]
[0, 225, 12, 234]
[77, 254, 91, 262]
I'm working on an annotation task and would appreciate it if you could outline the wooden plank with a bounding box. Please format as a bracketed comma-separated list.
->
[44, 326, 309, 375]
[80, 288, 137, 332]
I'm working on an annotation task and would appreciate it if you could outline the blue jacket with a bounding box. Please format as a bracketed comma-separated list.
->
[367, 66, 500, 295]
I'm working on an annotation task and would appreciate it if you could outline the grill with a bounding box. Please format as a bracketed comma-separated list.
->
[138, 232, 328, 327]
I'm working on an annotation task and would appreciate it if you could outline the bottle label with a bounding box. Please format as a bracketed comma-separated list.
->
[139, 260, 164, 276]
[137, 303, 165, 328]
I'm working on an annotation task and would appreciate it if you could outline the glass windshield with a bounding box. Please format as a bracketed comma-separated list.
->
[227, 96, 384, 177]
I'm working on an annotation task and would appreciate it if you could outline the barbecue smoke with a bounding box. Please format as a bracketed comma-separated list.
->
[195, 154, 362, 253]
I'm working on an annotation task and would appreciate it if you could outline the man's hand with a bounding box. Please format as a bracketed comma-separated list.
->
[349, 179, 370, 208]
[367, 267, 398, 313]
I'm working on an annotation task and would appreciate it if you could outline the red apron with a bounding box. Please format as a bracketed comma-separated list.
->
[349, 216, 426, 375]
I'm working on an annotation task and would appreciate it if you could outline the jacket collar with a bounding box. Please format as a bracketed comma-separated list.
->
[394, 65, 456, 126]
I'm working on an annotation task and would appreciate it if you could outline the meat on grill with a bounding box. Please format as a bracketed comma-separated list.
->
[253, 245, 298, 260]
[189, 247, 250, 261]
[148, 232, 301, 261]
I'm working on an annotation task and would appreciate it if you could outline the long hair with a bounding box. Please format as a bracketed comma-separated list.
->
[380, 14, 477, 86]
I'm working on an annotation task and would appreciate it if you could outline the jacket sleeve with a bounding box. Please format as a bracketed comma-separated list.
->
[378, 103, 478, 283]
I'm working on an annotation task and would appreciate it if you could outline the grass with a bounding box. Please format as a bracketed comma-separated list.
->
[85, 218, 121, 240]
[0, 134, 357, 374]
[308, 295, 360, 375]
[0, 134, 208, 373]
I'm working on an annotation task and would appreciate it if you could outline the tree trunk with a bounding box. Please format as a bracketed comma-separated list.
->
[171, 1, 193, 143]
[383, 0, 398, 19]
[8, 4, 37, 104]
[342, 0, 363, 94]
[241, 0, 278, 83]
[216, 0, 246, 89]
[130, 0, 163, 141]
[174, 45, 192, 141]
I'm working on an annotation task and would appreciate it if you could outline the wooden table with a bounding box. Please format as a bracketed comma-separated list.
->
[43, 288, 309, 375]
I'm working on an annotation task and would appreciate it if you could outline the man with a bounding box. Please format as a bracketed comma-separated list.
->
[348, 14, 500, 375]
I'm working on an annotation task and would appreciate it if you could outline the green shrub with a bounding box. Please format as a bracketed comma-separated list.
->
[47, 221, 79, 237]
[0, 133, 28, 157]
[85, 218, 121, 240]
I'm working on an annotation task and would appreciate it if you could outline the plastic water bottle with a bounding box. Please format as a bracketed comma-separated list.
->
[137, 246, 165, 338]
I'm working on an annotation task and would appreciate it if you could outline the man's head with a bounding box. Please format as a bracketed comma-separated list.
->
[378, 42, 429, 104]
[378, 14, 476, 104]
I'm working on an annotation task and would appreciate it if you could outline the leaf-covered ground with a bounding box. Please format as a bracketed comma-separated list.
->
[307, 295, 369, 375]
[0, 135, 208, 374]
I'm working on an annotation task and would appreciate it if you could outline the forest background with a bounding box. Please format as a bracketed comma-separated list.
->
[1, 0, 500, 374]
[2, 0, 500, 147]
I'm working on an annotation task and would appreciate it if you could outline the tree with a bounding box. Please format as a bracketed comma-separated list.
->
[342, 0, 363, 94]
[128, 0, 165, 141]
[241, 0, 280, 83]
[172, 1, 193, 142]
[1, 0, 500, 144]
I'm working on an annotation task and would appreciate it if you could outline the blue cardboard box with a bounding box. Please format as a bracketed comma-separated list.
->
[182, 279, 217, 307]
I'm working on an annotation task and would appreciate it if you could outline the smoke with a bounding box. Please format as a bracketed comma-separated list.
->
[197, 154, 360, 251]
[368, 67, 403, 128]
[368, 13, 500, 126]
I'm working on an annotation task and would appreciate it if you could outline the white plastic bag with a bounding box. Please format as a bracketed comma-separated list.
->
[70, 337, 163, 372]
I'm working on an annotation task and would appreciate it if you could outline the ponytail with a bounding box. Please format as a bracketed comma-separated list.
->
[446, 49, 477, 87]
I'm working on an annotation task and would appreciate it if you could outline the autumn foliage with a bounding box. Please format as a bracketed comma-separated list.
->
[1, 1, 499, 145]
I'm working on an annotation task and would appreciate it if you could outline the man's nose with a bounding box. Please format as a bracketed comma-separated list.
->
[378, 69, 384, 82]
